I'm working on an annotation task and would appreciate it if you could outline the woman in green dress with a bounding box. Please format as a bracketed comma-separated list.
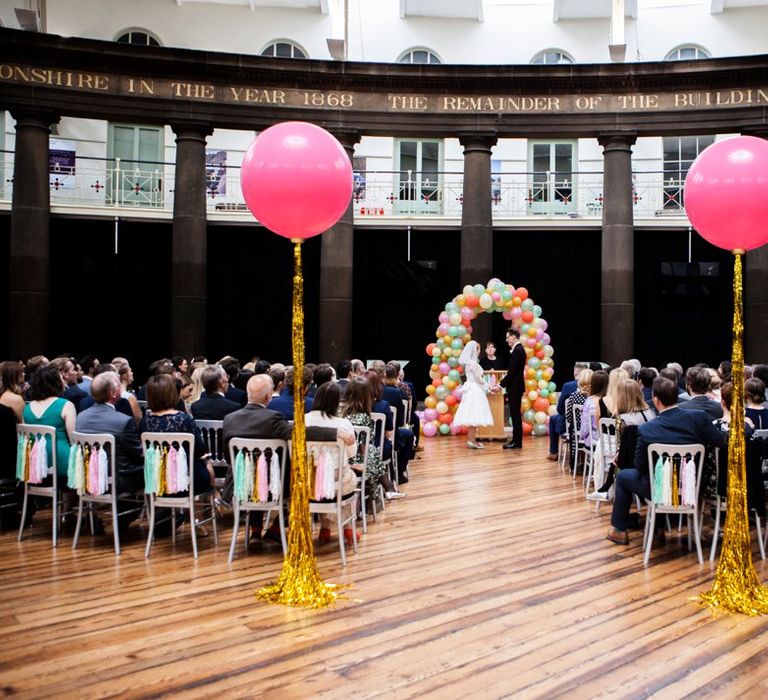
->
[22, 365, 76, 482]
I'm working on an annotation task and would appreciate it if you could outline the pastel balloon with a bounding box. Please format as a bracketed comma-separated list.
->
[448, 357, 459, 368]
[438, 323, 450, 335]
[423, 408, 438, 421]
[528, 390, 539, 401]
[423, 422, 437, 437]
[439, 423, 451, 435]
[521, 298, 534, 311]
[425, 396, 437, 409]
[445, 302, 459, 314]
[439, 312, 449, 324]
[534, 411, 548, 424]
[460, 306, 475, 320]
[503, 310, 513, 321]
[449, 312, 461, 325]
[241, 122, 352, 238]
[426, 343, 437, 355]
[449, 369, 461, 381]
[533, 305, 542, 317]
[480, 293, 493, 309]
[439, 362, 450, 374]
[523, 409, 536, 423]
[451, 338, 464, 350]
[473, 284, 486, 296]
[533, 423, 548, 436]
[463, 285, 475, 297]
[450, 423, 462, 435]
[436, 401, 448, 414]
[684, 135, 768, 251]
[435, 385, 448, 400]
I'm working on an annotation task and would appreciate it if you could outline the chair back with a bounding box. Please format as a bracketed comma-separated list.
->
[227, 437, 288, 507]
[70, 431, 117, 498]
[571, 403, 583, 441]
[369, 412, 387, 457]
[352, 425, 371, 475]
[646, 443, 706, 511]
[402, 399, 411, 427]
[598, 418, 617, 458]
[307, 438, 348, 504]
[140, 431, 196, 498]
[16, 424, 57, 487]
[137, 400, 149, 415]
[195, 419, 228, 468]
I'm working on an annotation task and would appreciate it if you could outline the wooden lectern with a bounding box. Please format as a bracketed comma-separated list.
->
[477, 370, 508, 440]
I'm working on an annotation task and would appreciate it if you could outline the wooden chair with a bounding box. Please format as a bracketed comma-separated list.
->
[141, 431, 218, 559]
[307, 438, 359, 566]
[643, 443, 705, 566]
[16, 424, 61, 547]
[351, 425, 371, 533]
[227, 438, 288, 562]
[708, 448, 766, 562]
[195, 419, 229, 487]
[368, 412, 388, 513]
[71, 432, 122, 554]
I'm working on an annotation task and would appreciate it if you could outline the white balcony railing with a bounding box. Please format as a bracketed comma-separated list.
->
[0, 152, 689, 221]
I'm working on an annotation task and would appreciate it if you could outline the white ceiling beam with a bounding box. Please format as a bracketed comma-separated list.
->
[477, 0, 484, 22]
[553, 0, 560, 22]
[400, 0, 406, 19]
[320, 0, 329, 14]
[708, 0, 725, 13]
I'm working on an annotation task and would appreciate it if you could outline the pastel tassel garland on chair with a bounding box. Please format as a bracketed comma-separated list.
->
[16, 435, 27, 481]
[256, 453, 269, 503]
[269, 452, 281, 501]
[176, 446, 189, 493]
[167, 446, 178, 494]
[681, 457, 696, 507]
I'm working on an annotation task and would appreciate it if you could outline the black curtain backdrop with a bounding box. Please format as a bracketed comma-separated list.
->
[634, 228, 733, 370]
[49, 217, 172, 382]
[352, 228, 460, 396]
[0, 217, 742, 389]
[206, 224, 321, 366]
[493, 228, 602, 388]
[0, 213, 9, 360]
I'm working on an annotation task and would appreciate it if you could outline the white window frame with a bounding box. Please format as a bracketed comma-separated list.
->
[260, 40, 308, 59]
[397, 48, 442, 64]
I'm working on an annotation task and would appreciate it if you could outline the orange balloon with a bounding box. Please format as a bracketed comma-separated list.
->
[516, 287, 529, 300]
[536, 350, 545, 359]
[446, 380, 457, 390]
[465, 295, 479, 308]
[522, 311, 534, 323]
[439, 412, 453, 424]
[432, 378, 442, 387]
[534, 397, 550, 412]
[523, 422, 533, 435]
[527, 327, 537, 338]
[513, 297, 522, 307]
[445, 394, 457, 406]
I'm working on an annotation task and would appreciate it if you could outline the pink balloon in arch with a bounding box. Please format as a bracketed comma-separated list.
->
[684, 135, 768, 252]
[240, 121, 353, 239]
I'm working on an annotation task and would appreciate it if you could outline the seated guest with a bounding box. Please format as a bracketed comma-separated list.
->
[111, 358, 142, 424]
[547, 361, 588, 461]
[578, 370, 609, 449]
[745, 377, 768, 430]
[0, 360, 27, 422]
[336, 360, 352, 396]
[606, 376, 727, 545]
[253, 360, 271, 376]
[718, 360, 733, 384]
[190, 365, 242, 420]
[140, 374, 215, 494]
[350, 359, 365, 379]
[77, 354, 99, 395]
[136, 358, 174, 400]
[342, 377, 405, 500]
[389, 360, 420, 444]
[616, 379, 655, 427]
[23, 365, 75, 484]
[179, 374, 194, 412]
[638, 367, 658, 413]
[383, 363, 415, 482]
[678, 366, 724, 420]
[172, 356, 189, 376]
[660, 367, 689, 403]
[268, 366, 286, 398]
[224, 374, 347, 541]
[51, 357, 88, 413]
[219, 357, 247, 406]
[305, 381, 360, 545]
[189, 366, 205, 406]
[79, 364, 136, 421]
[268, 366, 304, 420]
[602, 367, 629, 418]
[23, 355, 50, 400]
[564, 368, 593, 471]
[75, 371, 145, 532]
[306, 363, 334, 404]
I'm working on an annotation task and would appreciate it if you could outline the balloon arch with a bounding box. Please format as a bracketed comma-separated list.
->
[422, 279, 557, 438]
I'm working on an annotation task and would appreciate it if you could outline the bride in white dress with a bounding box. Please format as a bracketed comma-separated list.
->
[453, 340, 496, 449]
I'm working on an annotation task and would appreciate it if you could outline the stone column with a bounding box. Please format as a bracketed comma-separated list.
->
[741, 126, 768, 363]
[171, 123, 212, 358]
[8, 111, 59, 359]
[318, 128, 360, 365]
[598, 131, 637, 366]
[459, 131, 497, 340]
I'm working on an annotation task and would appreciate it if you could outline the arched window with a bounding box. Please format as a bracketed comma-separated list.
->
[665, 45, 711, 61]
[115, 29, 161, 47]
[261, 41, 307, 59]
[531, 49, 574, 65]
[398, 48, 442, 65]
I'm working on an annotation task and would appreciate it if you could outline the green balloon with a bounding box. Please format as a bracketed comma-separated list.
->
[439, 423, 451, 435]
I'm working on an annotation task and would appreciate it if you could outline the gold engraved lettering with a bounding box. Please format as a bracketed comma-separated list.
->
[77, 73, 94, 89]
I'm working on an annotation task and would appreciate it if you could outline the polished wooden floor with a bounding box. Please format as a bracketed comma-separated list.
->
[3, 436, 768, 699]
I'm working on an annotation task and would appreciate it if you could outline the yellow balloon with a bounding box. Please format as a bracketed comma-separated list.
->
[425, 396, 437, 408]
[426, 385, 436, 395]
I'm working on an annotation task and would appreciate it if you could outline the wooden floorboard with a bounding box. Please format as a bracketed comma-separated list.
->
[2, 435, 768, 698]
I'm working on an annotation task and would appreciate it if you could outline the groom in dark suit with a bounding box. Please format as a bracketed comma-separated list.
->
[606, 375, 727, 544]
[501, 327, 527, 449]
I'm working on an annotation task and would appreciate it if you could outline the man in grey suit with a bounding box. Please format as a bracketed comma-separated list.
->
[223, 374, 350, 542]
[75, 371, 144, 531]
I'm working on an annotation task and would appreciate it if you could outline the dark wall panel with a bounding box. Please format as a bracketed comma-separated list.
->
[49, 217, 172, 380]
[493, 229, 602, 388]
[206, 225, 320, 366]
[0, 213, 9, 360]
[635, 229, 733, 370]
[352, 228, 461, 394]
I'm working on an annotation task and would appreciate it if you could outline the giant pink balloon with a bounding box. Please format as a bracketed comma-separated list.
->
[240, 121, 353, 239]
[684, 136, 768, 251]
